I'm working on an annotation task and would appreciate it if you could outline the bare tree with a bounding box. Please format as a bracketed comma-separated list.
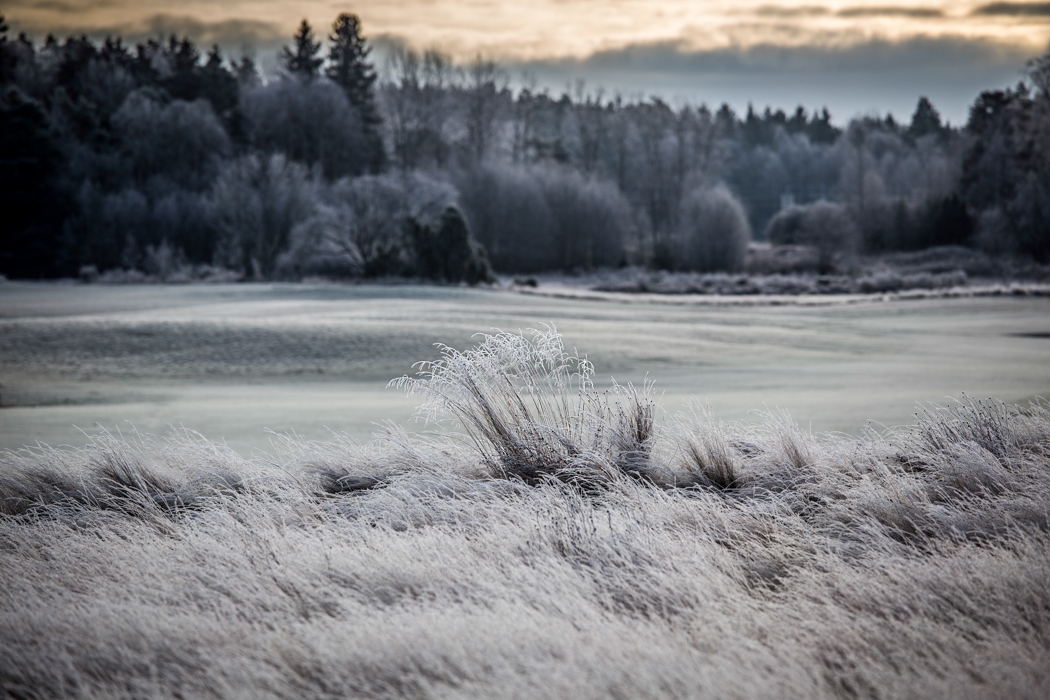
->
[464, 55, 504, 163]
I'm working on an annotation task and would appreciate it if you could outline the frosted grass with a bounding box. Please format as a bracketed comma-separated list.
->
[2, 328, 1049, 699]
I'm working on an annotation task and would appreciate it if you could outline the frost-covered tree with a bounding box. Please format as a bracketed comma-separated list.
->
[211, 154, 317, 278]
[241, 78, 366, 179]
[676, 185, 750, 272]
[112, 90, 231, 191]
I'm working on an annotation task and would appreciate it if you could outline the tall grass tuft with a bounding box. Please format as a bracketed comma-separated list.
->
[391, 327, 659, 488]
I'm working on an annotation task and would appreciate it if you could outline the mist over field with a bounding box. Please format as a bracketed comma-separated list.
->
[2, 3, 1050, 699]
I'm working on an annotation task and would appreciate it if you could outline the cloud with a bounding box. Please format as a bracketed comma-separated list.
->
[10, 13, 287, 50]
[751, 4, 945, 19]
[541, 35, 1029, 75]
[131, 15, 286, 47]
[836, 6, 944, 18]
[19, 0, 120, 11]
[506, 34, 1037, 124]
[972, 2, 1050, 15]
[752, 5, 830, 18]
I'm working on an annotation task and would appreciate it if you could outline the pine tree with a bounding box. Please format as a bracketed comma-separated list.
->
[164, 35, 202, 101]
[282, 19, 322, 80]
[909, 97, 943, 139]
[234, 55, 259, 87]
[326, 13, 384, 171]
[0, 13, 14, 84]
[200, 45, 238, 116]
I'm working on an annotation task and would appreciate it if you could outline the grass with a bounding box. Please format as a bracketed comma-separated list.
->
[1, 328, 1049, 699]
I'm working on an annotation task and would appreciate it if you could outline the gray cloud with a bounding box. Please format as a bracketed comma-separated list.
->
[507, 35, 1037, 124]
[132, 14, 286, 47]
[751, 4, 944, 19]
[8, 12, 287, 51]
[972, 2, 1050, 15]
[0, 0, 119, 10]
[836, 6, 944, 18]
[753, 5, 830, 18]
[24, 0, 119, 11]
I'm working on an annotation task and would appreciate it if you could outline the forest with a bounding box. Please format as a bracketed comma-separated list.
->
[1, 12, 1049, 282]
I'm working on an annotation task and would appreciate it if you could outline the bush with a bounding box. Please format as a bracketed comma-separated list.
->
[676, 185, 751, 272]
[1005, 172, 1050, 261]
[765, 201, 858, 273]
[910, 194, 976, 250]
[62, 183, 149, 272]
[973, 183, 1050, 261]
[149, 190, 217, 264]
[454, 164, 553, 273]
[393, 327, 656, 486]
[292, 171, 462, 277]
[535, 166, 632, 270]
[455, 163, 631, 273]
[211, 153, 318, 279]
[406, 206, 495, 284]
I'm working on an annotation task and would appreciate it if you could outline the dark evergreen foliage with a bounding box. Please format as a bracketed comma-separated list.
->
[0, 86, 69, 278]
[914, 194, 975, 249]
[407, 207, 495, 284]
[326, 13, 384, 172]
[0, 14, 17, 84]
[963, 74, 1050, 261]
[282, 20, 323, 80]
[909, 96, 945, 140]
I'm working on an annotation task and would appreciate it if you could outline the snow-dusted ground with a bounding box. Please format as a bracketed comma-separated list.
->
[2, 281, 1049, 454]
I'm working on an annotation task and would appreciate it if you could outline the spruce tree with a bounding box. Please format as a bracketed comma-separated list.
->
[326, 13, 384, 171]
[909, 96, 943, 139]
[0, 14, 14, 84]
[282, 19, 322, 80]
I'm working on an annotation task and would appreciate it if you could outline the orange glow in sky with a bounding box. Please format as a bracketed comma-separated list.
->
[4, 1, 1048, 121]
[5, 1, 1046, 60]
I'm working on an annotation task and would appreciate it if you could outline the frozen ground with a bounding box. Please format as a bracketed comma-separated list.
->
[1, 281, 1049, 455]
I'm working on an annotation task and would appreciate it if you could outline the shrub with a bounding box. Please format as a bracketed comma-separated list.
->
[406, 206, 495, 284]
[63, 182, 149, 272]
[765, 201, 858, 273]
[211, 153, 317, 279]
[295, 171, 462, 277]
[149, 190, 217, 264]
[455, 163, 631, 273]
[676, 185, 751, 272]
[535, 166, 633, 270]
[454, 163, 553, 273]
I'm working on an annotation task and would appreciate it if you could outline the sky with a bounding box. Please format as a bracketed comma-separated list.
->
[4, 1, 1049, 124]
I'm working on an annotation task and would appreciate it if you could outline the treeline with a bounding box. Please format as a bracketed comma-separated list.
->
[1, 11, 1048, 280]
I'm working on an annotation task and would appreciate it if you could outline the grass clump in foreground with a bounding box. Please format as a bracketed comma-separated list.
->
[1, 328, 1049, 699]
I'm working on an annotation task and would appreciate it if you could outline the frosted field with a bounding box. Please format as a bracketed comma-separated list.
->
[1, 281, 1049, 455]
